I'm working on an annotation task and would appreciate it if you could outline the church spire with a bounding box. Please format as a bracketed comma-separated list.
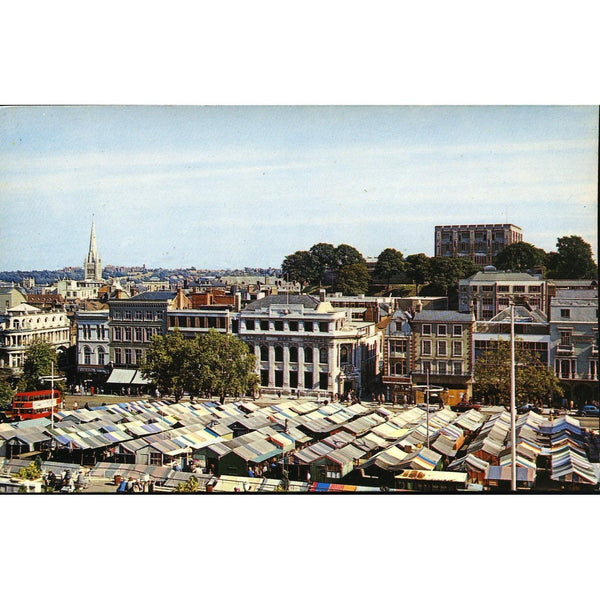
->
[84, 216, 102, 280]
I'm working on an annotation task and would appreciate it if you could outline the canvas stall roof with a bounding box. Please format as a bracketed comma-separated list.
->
[291, 446, 322, 465]
[119, 438, 149, 453]
[453, 412, 486, 433]
[102, 429, 132, 444]
[538, 415, 582, 436]
[499, 452, 537, 470]
[233, 401, 261, 414]
[13, 417, 53, 429]
[298, 417, 341, 435]
[106, 368, 137, 385]
[283, 426, 312, 444]
[322, 430, 355, 450]
[5, 428, 51, 445]
[149, 438, 189, 456]
[370, 422, 410, 441]
[205, 423, 234, 438]
[316, 403, 344, 416]
[363, 444, 408, 470]
[266, 432, 295, 453]
[322, 410, 352, 425]
[341, 415, 382, 436]
[325, 444, 365, 467]
[352, 432, 389, 454]
[286, 401, 321, 415]
[391, 447, 442, 472]
[551, 450, 598, 484]
[89, 462, 173, 482]
[205, 441, 233, 457]
[485, 466, 535, 483]
[480, 437, 505, 458]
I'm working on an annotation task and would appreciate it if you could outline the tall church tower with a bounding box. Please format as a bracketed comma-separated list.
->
[84, 217, 103, 280]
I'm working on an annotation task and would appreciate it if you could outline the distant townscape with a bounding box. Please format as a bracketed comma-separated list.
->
[0, 219, 598, 493]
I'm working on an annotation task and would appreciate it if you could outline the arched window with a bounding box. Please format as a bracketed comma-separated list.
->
[304, 347, 313, 363]
[84, 346, 92, 365]
[319, 347, 328, 364]
[260, 346, 269, 362]
[98, 346, 106, 365]
[275, 346, 284, 362]
[289, 346, 298, 362]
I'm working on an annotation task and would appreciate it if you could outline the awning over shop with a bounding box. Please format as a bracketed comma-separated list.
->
[131, 371, 150, 385]
[106, 369, 137, 385]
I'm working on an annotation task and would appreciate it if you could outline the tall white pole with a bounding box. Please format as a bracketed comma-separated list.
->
[51, 360, 55, 430]
[426, 366, 430, 449]
[510, 303, 516, 491]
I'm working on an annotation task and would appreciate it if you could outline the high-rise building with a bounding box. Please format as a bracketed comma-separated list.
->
[435, 223, 523, 266]
[84, 218, 103, 280]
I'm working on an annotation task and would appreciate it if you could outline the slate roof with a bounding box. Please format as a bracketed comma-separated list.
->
[412, 310, 474, 322]
[243, 295, 319, 311]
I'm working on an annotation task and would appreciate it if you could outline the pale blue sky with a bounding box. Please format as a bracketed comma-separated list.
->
[0, 105, 597, 270]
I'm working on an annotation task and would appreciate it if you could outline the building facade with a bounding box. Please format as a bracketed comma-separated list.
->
[0, 303, 70, 374]
[411, 310, 475, 403]
[237, 295, 381, 398]
[458, 269, 546, 319]
[549, 289, 598, 408]
[435, 224, 523, 266]
[75, 309, 110, 388]
[381, 310, 413, 403]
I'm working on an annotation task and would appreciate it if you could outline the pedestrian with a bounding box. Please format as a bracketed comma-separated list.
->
[126, 477, 135, 493]
[306, 471, 311, 485]
[248, 467, 255, 478]
[73, 400, 78, 411]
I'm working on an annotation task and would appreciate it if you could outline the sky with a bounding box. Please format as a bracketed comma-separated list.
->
[0, 105, 597, 271]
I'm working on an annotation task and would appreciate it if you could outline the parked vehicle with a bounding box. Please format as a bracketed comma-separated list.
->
[516, 403, 542, 414]
[578, 405, 600, 417]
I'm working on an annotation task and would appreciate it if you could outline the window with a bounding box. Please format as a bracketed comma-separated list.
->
[319, 347, 328, 365]
[304, 372, 313, 389]
[319, 372, 328, 390]
[560, 330, 572, 346]
[261, 369, 269, 386]
[498, 286, 509, 292]
[260, 320, 269, 331]
[319, 322, 329, 333]
[155, 311, 163, 321]
[135, 327, 143, 342]
[124, 310, 132, 320]
[124, 327, 132, 341]
[422, 360, 432, 374]
[125, 349, 132, 365]
[98, 346, 106, 365]
[289, 321, 298, 331]
[304, 347, 313, 363]
[512, 286, 525, 293]
[437, 324, 447, 336]
[453, 325, 462, 336]
[391, 340, 407, 354]
[134, 310, 142, 320]
[84, 346, 92, 365]
[453, 361, 462, 375]
[114, 327, 122, 341]
[245, 320, 255, 331]
[145, 310, 152, 320]
[394, 360, 408, 376]
[274, 320, 284, 331]
[452, 341, 463, 356]
[289, 347, 298, 362]
[304, 321, 314, 332]
[275, 346, 284, 362]
[560, 309, 571, 319]
[150, 452, 162, 466]
[437, 340, 447, 356]
[275, 370, 283, 387]
[114, 348, 122, 364]
[422, 340, 432, 356]
[260, 346, 269, 362]
[422, 324, 432, 335]
[437, 361, 447, 375]
[289, 371, 298, 388]
[145, 328, 154, 342]
[135, 349, 143, 365]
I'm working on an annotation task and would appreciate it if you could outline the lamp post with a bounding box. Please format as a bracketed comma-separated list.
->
[413, 368, 444, 449]
[41, 360, 65, 431]
[510, 302, 517, 492]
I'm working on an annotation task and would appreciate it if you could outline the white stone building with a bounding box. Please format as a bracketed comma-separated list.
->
[76, 309, 110, 387]
[237, 294, 382, 398]
[0, 303, 70, 373]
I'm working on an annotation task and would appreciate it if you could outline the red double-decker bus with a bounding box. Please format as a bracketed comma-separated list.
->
[5, 390, 62, 421]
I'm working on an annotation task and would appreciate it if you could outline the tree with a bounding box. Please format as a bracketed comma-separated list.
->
[0, 378, 15, 410]
[426, 257, 477, 296]
[374, 248, 405, 286]
[281, 250, 313, 291]
[493, 242, 547, 272]
[140, 329, 194, 402]
[474, 339, 563, 406]
[194, 330, 259, 402]
[404, 253, 431, 292]
[21, 340, 65, 393]
[309, 243, 337, 286]
[546, 235, 598, 279]
[337, 263, 370, 295]
[175, 475, 199, 493]
[334, 243, 365, 269]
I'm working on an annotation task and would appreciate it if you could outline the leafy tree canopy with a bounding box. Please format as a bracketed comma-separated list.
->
[374, 248, 405, 284]
[404, 253, 431, 286]
[21, 340, 65, 393]
[546, 235, 598, 279]
[493, 242, 547, 272]
[337, 262, 370, 295]
[0, 378, 16, 410]
[281, 250, 313, 290]
[474, 339, 562, 405]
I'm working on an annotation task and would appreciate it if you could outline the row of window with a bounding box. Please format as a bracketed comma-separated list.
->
[421, 340, 463, 357]
[79, 324, 108, 340]
[418, 360, 464, 375]
[112, 310, 163, 321]
[114, 347, 144, 365]
[113, 327, 159, 343]
[245, 319, 333, 333]
[9, 315, 66, 329]
[82, 345, 107, 365]
[169, 316, 226, 329]
[421, 324, 463, 336]
[554, 359, 598, 379]
[256, 345, 328, 364]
